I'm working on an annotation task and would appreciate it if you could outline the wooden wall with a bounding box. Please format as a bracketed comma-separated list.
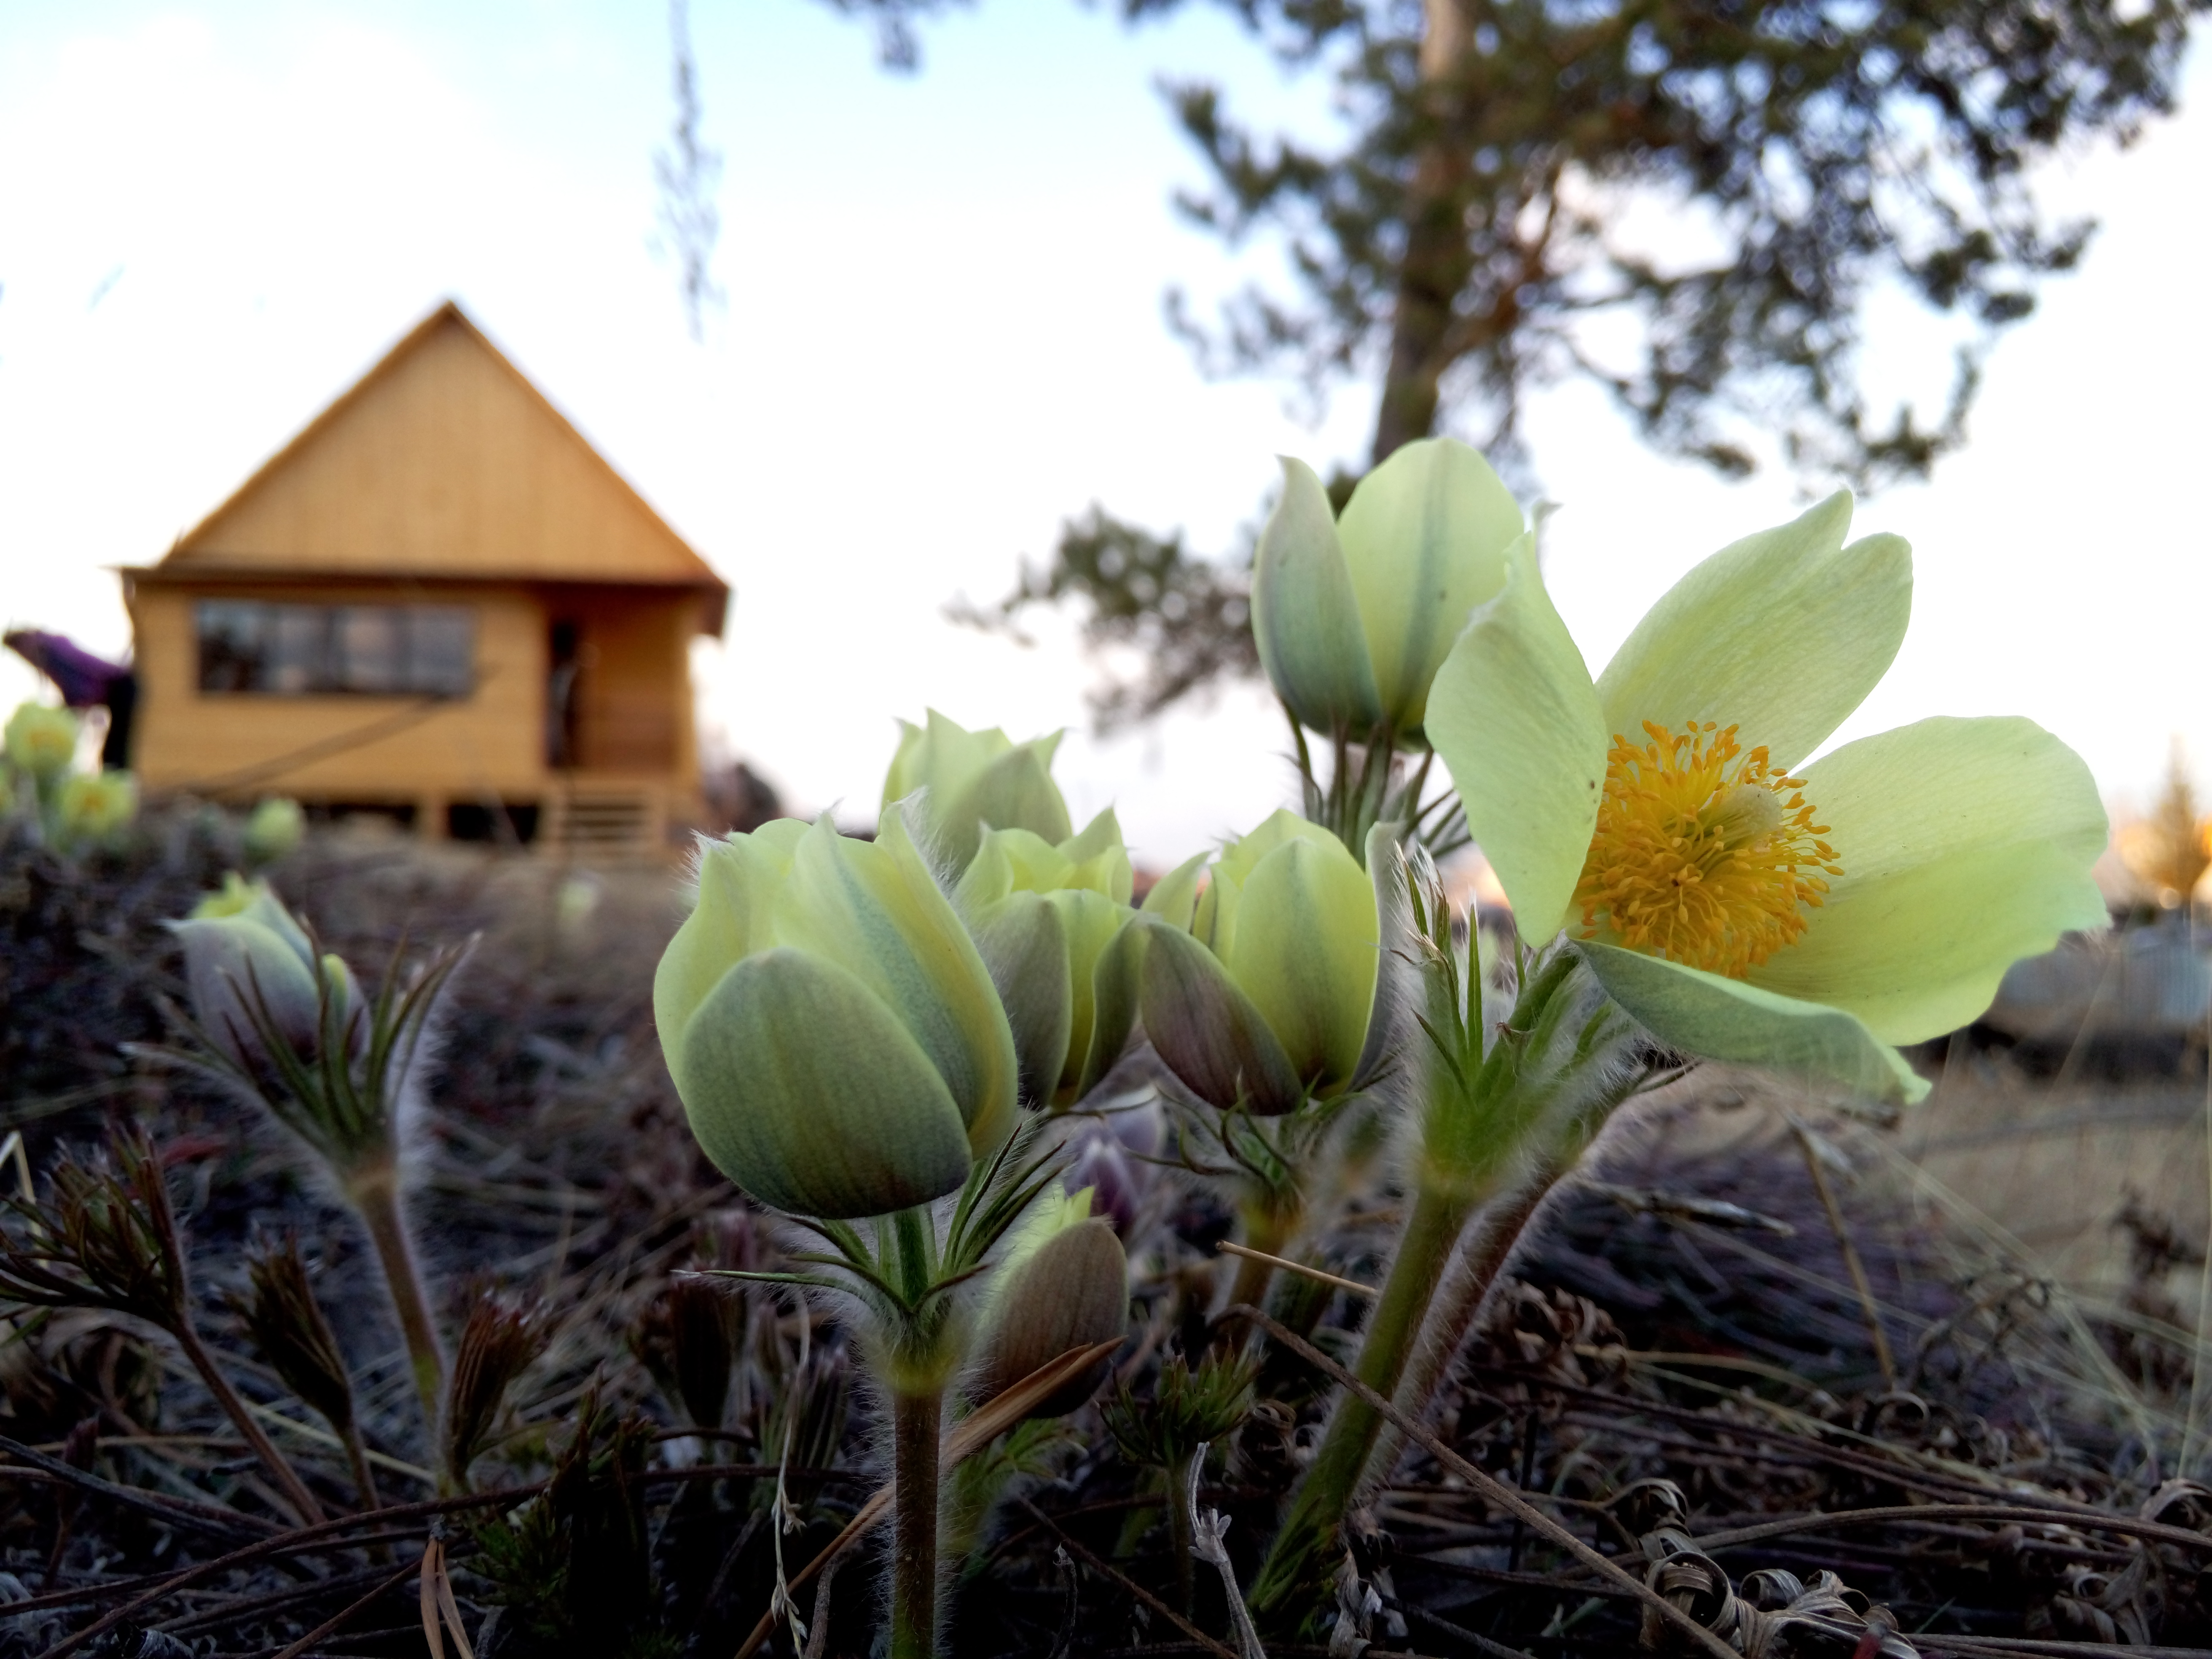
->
[128, 579, 701, 821]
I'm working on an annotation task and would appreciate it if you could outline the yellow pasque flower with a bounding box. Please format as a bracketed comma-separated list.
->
[5, 702, 79, 780]
[1426, 494, 2107, 1103]
[57, 770, 137, 844]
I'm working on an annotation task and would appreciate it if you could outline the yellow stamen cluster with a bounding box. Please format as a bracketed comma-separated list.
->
[1572, 720, 1840, 979]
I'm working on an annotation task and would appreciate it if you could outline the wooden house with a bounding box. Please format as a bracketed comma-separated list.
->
[121, 301, 728, 856]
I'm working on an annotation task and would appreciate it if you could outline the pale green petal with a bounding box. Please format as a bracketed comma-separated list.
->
[1136, 919, 1307, 1114]
[655, 829, 800, 1085]
[1749, 716, 2110, 1044]
[1582, 942, 1928, 1104]
[1595, 494, 1910, 770]
[971, 891, 1074, 1110]
[1337, 437, 1523, 735]
[883, 709, 1011, 816]
[1195, 864, 1241, 955]
[1352, 821, 1412, 1090]
[1141, 849, 1210, 931]
[1075, 915, 1146, 1099]
[679, 948, 974, 1217]
[941, 740, 1072, 869]
[1061, 805, 1127, 869]
[1426, 532, 1608, 941]
[779, 810, 1019, 1156]
[1220, 835, 1378, 1090]
[953, 826, 1021, 912]
[1251, 456, 1385, 735]
[1216, 807, 1343, 886]
[1052, 889, 1130, 1101]
[1060, 808, 1134, 903]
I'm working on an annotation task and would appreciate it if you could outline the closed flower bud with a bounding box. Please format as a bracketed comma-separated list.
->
[244, 796, 306, 862]
[654, 807, 1021, 1219]
[1253, 438, 1522, 745]
[971, 1187, 1128, 1417]
[1059, 1093, 1162, 1236]
[4, 702, 79, 781]
[883, 709, 1071, 872]
[1122, 811, 1393, 1115]
[955, 809, 1133, 1109]
[169, 877, 328, 1070]
[55, 770, 137, 845]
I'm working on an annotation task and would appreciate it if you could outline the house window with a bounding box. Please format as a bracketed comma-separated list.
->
[195, 601, 475, 697]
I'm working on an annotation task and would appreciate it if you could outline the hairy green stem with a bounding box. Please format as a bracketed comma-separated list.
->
[1164, 1450, 1199, 1616]
[346, 1163, 443, 1432]
[1223, 1203, 1295, 1317]
[889, 1383, 945, 1659]
[1361, 1150, 1572, 1492]
[1250, 1176, 1473, 1616]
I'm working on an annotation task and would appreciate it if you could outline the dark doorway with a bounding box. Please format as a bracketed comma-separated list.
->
[547, 620, 582, 769]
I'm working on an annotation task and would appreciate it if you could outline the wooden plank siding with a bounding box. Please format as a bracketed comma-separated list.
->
[162, 304, 718, 588]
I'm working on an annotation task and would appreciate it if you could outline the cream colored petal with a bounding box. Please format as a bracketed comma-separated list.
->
[1583, 942, 1929, 1104]
[679, 948, 975, 1218]
[1220, 834, 1380, 1091]
[779, 809, 1020, 1157]
[1140, 849, 1210, 931]
[1337, 437, 1523, 735]
[653, 828, 800, 1088]
[1596, 495, 1910, 770]
[1251, 456, 1384, 736]
[1425, 532, 1608, 941]
[1748, 716, 2110, 1044]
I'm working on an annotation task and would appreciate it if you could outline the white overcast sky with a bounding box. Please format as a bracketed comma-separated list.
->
[0, 3, 2206, 866]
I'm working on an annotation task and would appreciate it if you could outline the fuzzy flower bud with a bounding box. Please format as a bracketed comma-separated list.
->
[655, 807, 1021, 1219]
[1058, 1092, 1162, 1236]
[5, 702, 79, 781]
[954, 809, 1133, 1109]
[169, 875, 328, 1069]
[1121, 810, 1391, 1115]
[244, 796, 306, 862]
[56, 770, 137, 846]
[970, 1186, 1128, 1417]
[882, 708, 1071, 873]
[4, 701, 78, 781]
[1252, 439, 1523, 745]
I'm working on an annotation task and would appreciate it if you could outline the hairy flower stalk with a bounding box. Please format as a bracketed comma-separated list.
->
[657, 805, 1105, 1657]
[1101, 811, 1405, 1309]
[1251, 850, 1643, 1619]
[139, 875, 469, 1429]
[709, 1138, 1064, 1659]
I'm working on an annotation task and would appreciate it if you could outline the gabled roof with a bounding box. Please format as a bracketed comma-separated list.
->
[150, 301, 727, 607]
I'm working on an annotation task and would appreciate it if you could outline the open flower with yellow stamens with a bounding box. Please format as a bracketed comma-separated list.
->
[1426, 493, 2109, 1103]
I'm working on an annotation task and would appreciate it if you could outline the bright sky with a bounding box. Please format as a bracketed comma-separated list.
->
[2, 3, 2206, 867]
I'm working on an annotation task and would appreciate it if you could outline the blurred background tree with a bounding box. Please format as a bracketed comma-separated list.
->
[824, 0, 2206, 722]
